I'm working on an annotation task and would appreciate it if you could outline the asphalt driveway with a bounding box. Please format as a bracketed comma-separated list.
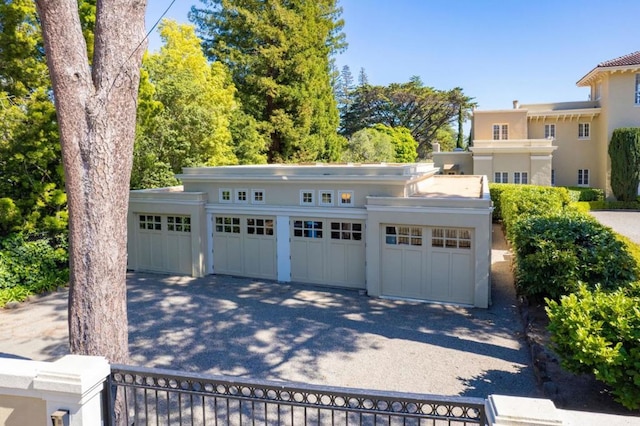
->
[589, 210, 640, 244]
[0, 224, 539, 399]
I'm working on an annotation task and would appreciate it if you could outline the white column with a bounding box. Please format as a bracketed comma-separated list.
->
[276, 215, 291, 282]
[33, 355, 110, 426]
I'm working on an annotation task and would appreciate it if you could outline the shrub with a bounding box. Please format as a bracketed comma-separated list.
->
[0, 233, 69, 306]
[565, 186, 605, 202]
[500, 185, 571, 240]
[547, 283, 640, 409]
[609, 128, 640, 202]
[488, 183, 511, 222]
[587, 200, 640, 211]
[512, 213, 638, 299]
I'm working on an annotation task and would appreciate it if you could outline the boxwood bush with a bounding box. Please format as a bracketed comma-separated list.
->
[547, 283, 640, 409]
[512, 213, 638, 299]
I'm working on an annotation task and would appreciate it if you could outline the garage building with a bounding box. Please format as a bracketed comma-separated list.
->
[127, 163, 493, 308]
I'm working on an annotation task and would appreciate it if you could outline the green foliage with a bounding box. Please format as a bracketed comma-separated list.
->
[565, 186, 604, 202]
[499, 185, 571, 240]
[192, 0, 346, 162]
[339, 77, 474, 157]
[488, 183, 510, 222]
[512, 213, 638, 299]
[547, 284, 640, 409]
[341, 127, 395, 163]
[0, 198, 22, 233]
[370, 124, 418, 162]
[585, 200, 640, 211]
[133, 20, 240, 188]
[609, 128, 640, 202]
[0, 233, 69, 306]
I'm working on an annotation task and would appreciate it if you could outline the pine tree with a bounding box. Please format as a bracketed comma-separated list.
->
[191, 0, 346, 162]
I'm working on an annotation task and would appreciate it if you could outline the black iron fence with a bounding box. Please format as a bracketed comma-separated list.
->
[106, 364, 487, 425]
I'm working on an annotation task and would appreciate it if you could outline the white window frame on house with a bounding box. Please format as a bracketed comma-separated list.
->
[251, 189, 265, 204]
[338, 190, 354, 207]
[578, 122, 590, 139]
[300, 190, 314, 206]
[494, 172, 508, 183]
[219, 188, 232, 203]
[578, 169, 590, 186]
[636, 74, 640, 105]
[544, 124, 556, 139]
[492, 124, 509, 140]
[318, 190, 334, 206]
[514, 172, 528, 184]
[235, 189, 248, 204]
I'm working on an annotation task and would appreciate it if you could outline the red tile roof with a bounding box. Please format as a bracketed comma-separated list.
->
[577, 51, 640, 86]
[597, 51, 640, 67]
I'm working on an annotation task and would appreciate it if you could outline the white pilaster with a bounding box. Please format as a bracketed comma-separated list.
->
[276, 215, 291, 282]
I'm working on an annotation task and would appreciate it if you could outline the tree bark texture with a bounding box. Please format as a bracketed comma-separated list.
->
[35, 0, 147, 364]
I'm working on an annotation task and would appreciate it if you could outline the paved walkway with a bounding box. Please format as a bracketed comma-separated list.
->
[0, 225, 539, 399]
[589, 211, 640, 244]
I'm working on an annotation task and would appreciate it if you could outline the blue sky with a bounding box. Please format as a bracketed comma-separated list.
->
[146, 0, 639, 110]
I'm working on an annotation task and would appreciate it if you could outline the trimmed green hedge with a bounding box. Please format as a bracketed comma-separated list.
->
[512, 213, 638, 299]
[547, 283, 640, 409]
[498, 185, 571, 241]
[565, 186, 605, 202]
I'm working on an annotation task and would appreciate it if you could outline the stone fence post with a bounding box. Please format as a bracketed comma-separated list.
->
[0, 355, 109, 426]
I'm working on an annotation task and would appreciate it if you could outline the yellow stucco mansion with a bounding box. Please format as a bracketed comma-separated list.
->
[434, 51, 640, 197]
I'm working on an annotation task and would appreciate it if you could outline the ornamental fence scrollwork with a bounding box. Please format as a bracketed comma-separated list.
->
[105, 364, 487, 425]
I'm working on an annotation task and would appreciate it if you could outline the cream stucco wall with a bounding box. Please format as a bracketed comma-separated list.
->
[128, 190, 208, 277]
[473, 109, 528, 140]
[0, 396, 46, 426]
[432, 152, 474, 175]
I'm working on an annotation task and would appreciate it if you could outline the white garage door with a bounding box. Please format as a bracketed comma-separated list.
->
[291, 218, 365, 288]
[381, 225, 474, 305]
[213, 215, 277, 280]
[136, 214, 192, 275]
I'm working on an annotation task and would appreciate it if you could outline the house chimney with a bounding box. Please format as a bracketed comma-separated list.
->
[432, 142, 440, 153]
[513, 100, 519, 109]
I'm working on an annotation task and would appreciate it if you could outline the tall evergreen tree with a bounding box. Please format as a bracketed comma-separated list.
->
[190, 0, 346, 162]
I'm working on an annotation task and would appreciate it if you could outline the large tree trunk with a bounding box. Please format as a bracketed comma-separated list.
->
[35, 0, 147, 364]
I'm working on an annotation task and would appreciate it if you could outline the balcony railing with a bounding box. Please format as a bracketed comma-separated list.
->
[105, 364, 487, 425]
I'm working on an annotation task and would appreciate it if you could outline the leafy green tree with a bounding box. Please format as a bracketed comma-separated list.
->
[608, 128, 640, 201]
[341, 128, 395, 163]
[133, 20, 239, 188]
[371, 124, 418, 162]
[340, 77, 474, 158]
[191, 0, 346, 162]
[0, 0, 68, 234]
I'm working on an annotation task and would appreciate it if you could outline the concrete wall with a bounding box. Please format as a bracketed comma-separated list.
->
[432, 152, 474, 175]
[0, 356, 109, 426]
[0, 395, 45, 426]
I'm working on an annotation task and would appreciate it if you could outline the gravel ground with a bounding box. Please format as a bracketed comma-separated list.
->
[0, 225, 538, 400]
[589, 211, 640, 244]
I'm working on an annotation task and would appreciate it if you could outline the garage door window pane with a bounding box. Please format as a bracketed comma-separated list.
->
[294, 220, 323, 238]
[140, 215, 162, 231]
[168, 216, 191, 232]
[330, 221, 363, 240]
[216, 216, 240, 233]
[247, 217, 274, 236]
[432, 228, 444, 247]
[432, 227, 472, 249]
[386, 225, 421, 245]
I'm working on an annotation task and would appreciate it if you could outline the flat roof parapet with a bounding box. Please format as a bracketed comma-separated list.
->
[178, 163, 438, 180]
